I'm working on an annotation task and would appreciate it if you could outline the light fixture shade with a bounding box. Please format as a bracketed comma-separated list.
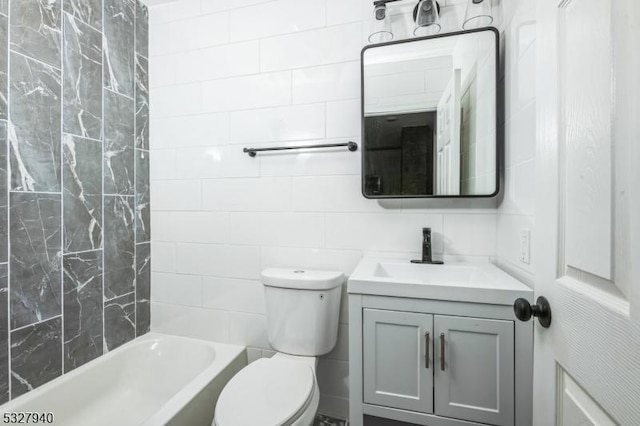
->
[462, 0, 494, 29]
[368, 4, 393, 44]
[414, 0, 441, 37]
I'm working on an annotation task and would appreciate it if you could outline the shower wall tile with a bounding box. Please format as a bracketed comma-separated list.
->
[0, 264, 7, 404]
[9, 53, 61, 192]
[135, 53, 149, 150]
[63, 14, 103, 141]
[10, 0, 62, 68]
[136, 150, 150, 243]
[104, 195, 135, 299]
[135, 1, 148, 59]
[104, 89, 135, 195]
[104, 292, 135, 351]
[10, 193, 62, 329]
[63, 134, 103, 253]
[136, 243, 150, 336]
[10, 317, 62, 398]
[104, 0, 135, 97]
[2, 0, 148, 404]
[0, 14, 7, 120]
[64, 0, 102, 31]
[63, 250, 103, 372]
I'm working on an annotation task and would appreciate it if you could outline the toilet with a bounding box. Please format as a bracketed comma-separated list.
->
[213, 268, 344, 426]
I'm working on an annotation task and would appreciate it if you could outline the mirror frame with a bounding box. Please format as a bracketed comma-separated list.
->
[360, 27, 501, 200]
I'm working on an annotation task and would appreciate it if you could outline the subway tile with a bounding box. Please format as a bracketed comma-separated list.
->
[292, 175, 383, 213]
[327, 0, 365, 25]
[151, 83, 202, 118]
[201, 277, 265, 314]
[228, 212, 324, 248]
[148, 0, 200, 25]
[293, 61, 360, 104]
[228, 312, 269, 349]
[150, 12, 228, 56]
[201, 177, 292, 212]
[151, 242, 176, 273]
[260, 247, 362, 276]
[174, 146, 260, 179]
[63, 250, 103, 372]
[151, 302, 230, 342]
[317, 358, 349, 399]
[151, 180, 202, 211]
[175, 41, 260, 84]
[260, 23, 362, 72]
[149, 149, 175, 180]
[136, 242, 151, 336]
[10, 0, 62, 68]
[202, 71, 291, 113]
[443, 214, 497, 256]
[150, 113, 229, 149]
[151, 211, 229, 243]
[151, 272, 202, 307]
[326, 99, 361, 139]
[229, 0, 326, 42]
[202, 0, 273, 15]
[325, 324, 349, 361]
[229, 104, 325, 144]
[176, 243, 260, 279]
[149, 54, 176, 88]
[325, 213, 444, 253]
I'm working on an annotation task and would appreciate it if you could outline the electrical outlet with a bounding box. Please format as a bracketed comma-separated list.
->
[520, 229, 531, 264]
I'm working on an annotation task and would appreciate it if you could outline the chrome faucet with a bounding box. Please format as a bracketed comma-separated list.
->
[411, 228, 444, 265]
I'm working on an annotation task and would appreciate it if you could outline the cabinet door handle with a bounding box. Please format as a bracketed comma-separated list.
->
[425, 332, 430, 369]
[440, 332, 446, 371]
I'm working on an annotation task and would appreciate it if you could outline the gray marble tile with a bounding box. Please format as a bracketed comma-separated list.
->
[135, 150, 149, 243]
[10, 193, 62, 329]
[0, 14, 7, 120]
[104, 292, 135, 351]
[10, 0, 62, 68]
[9, 53, 61, 193]
[10, 316, 62, 398]
[104, 90, 134, 195]
[134, 53, 148, 150]
[104, 195, 135, 300]
[135, 243, 150, 337]
[63, 134, 102, 253]
[63, 14, 102, 141]
[0, 264, 8, 404]
[0, 121, 6, 263]
[63, 250, 103, 372]
[0, 1, 7, 16]
[135, 1, 148, 58]
[64, 0, 102, 31]
[104, 0, 135, 97]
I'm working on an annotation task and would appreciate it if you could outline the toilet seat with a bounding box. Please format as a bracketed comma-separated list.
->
[214, 358, 316, 426]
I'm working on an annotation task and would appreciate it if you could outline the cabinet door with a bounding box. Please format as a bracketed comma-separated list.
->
[434, 315, 515, 426]
[363, 309, 433, 414]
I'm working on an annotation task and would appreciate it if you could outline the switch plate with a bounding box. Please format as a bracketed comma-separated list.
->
[520, 229, 531, 264]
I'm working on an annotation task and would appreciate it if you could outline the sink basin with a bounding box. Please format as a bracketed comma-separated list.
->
[349, 258, 532, 305]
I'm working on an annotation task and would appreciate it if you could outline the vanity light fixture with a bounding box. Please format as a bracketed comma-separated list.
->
[368, 0, 442, 44]
[462, 0, 494, 29]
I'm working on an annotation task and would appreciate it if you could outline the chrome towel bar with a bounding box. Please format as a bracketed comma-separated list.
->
[243, 141, 358, 157]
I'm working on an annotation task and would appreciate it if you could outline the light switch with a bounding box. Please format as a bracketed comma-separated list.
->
[520, 229, 531, 264]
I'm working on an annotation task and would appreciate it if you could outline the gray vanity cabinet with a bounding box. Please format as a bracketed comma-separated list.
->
[434, 315, 515, 426]
[363, 309, 434, 413]
[361, 309, 516, 426]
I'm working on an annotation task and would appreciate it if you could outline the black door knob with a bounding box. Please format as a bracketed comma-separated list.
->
[513, 296, 552, 328]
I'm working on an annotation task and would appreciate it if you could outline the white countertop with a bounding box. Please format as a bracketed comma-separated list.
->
[348, 258, 533, 306]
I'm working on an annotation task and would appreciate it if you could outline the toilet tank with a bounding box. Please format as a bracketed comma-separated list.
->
[262, 268, 344, 356]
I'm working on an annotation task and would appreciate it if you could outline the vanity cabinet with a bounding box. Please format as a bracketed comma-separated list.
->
[362, 309, 515, 426]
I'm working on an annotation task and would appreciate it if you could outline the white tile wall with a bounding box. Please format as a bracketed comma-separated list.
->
[148, 0, 520, 418]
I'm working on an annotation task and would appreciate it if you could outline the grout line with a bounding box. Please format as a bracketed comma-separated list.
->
[8, 49, 61, 73]
[134, 0, 138, 338]
[6, 0, 11, 401]
[101, 0, 106, 355]
[10, 315, 62, 334]
[60, 0, 66, 375]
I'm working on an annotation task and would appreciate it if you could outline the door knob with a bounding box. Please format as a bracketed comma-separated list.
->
[513, 297, 552, 328]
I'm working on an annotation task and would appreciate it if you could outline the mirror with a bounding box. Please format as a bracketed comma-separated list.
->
[361, 28, 499, 198]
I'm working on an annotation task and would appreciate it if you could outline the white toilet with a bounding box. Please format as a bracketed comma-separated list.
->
[213, 268, 344, 426]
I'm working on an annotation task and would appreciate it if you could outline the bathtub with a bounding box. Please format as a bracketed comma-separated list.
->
[0, 333, 246, 426]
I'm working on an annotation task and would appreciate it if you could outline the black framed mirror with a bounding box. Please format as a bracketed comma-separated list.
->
[361, 28, 500, 199]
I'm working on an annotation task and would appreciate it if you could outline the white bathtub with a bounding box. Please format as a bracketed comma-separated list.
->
[0, 333, 246, 426]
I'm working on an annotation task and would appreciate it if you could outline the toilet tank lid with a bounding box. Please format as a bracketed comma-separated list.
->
[262, 268, 345, 290]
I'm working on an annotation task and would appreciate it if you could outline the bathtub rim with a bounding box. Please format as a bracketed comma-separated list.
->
[0, 332, 246, 425]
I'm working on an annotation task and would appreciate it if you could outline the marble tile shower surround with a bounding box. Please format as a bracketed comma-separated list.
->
[0, 0, 150, 403]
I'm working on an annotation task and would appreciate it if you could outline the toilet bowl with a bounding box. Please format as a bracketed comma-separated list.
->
[213, 268, 344, 426]
[213, 354, 319, 426]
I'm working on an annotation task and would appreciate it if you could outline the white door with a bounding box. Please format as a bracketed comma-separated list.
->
[436, 69, 461, 195]
[535, 0, 640, 425]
